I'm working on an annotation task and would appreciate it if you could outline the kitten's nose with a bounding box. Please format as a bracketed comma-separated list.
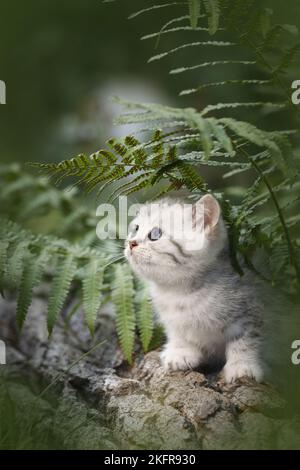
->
[129, 240, 138, 250]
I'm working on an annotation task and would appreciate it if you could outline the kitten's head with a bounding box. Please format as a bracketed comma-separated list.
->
[124, 194, 227, 287]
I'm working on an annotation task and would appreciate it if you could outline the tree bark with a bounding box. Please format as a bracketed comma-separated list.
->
[0, 294, 299, 450]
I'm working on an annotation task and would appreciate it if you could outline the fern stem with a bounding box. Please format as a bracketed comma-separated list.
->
[241, 147, 300, 285]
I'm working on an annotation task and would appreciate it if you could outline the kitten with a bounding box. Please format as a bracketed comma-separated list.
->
[125, 194, 265, 382]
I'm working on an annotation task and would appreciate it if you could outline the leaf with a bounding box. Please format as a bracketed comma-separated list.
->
[82, 258, 105, 335]
[16, 250, 48, 330]
[270, 240, 290, 276]
[208, 118, 235, 156]
[201, 102, 285, 116]
[6, 241, 28, 285]
[260, 8, 273, 38]
[136, 286, 154, 352]
[179, 163, 206, 191]
[128, 3, 184, 20]
[112, 264, 136, 364]
[148, 324, 165, 351]
[148, 41, 236, 63]
[170, 60, 256, 74]
[180, 79, 271, 96]
[220, 118, 288, 175]
[47, 253, 77, 335]
[0, 240, 9, 294]
[188, 0, 201, 29]
[203, 0, 220, 35]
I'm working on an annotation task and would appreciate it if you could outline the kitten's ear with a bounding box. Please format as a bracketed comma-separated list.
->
[194, 194, 220, 231]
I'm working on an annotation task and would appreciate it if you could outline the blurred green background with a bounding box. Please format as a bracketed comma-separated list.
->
[0, 0, 299, 166]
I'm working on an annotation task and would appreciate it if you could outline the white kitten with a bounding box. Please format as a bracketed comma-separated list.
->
[125, 195, 264, 383]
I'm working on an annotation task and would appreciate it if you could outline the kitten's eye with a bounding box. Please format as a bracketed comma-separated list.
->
[148, 227, 162, 241]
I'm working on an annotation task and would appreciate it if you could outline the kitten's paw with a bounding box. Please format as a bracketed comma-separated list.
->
[160, 347, 200, 371]
[223, 360, 264, 383]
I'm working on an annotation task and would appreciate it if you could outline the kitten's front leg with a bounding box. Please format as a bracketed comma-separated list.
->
[160, 341, 202, 371]
[223, 334, 264, 383]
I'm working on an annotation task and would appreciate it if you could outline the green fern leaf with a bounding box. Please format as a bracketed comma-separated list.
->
[148, 324, 165, 351]
[270, 240, 290, 276]
[179, 163, 206, 191]
[128, 3, 184, 20]
[170, 60, 255, 74]
[109, 172, 153, 202]
[47, 253, 77, 335]
[82, 258, 104, 335]
[6, 241, 29, 286]
[124, 177, 152, 196]
[16, 250, 48, 330]
[0, 240, 9, 293]
[112, 264, 136, 364]
[148, 41, 235, 63]
[208, 118, 235, 156]
[220, 118, 288, 174]
[136, 285, 154, 352]
[142, 25, 211, 41]
[201, 102, 286, 116]
[203, 0, 220, 35]
[188, 0, 201, 29]
[180, 79, 271, 96]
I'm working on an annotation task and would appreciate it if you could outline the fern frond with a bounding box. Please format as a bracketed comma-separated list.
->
[188, 0, 201, 29]
[274, 43, 300, 75]
[269, 240, 290, 277]
[148, 40, 236, 63]
[180, 79, 271, 96]
[16, 250, 48, 330]
[178, 162, 206, 191]
[128, 2, 185, 20]
[123, 177, 153, 197]
[220, 118, 288, 174]
[142, 26, 214, 41]
[170, 60, 256, 74]
[0, 240, 9, 291]
[148, 324, 165, 351]
[136, 284, 154, 353]
[6, 241, 29, 286]
[109, 172, 152, 202]
[203, 0, 220, 35]
[82, 258, 105, 335]
[47, 253, 77, 335]
[112, 264, 136, 364]
[208, 118, 235, 156]
[201, 102, 286, 116]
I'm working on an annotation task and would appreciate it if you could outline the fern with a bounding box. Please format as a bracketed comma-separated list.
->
[188, 0, 201, 29]
[6, 241, 29, 286]
[203, 0, 220, 35]
[0, 240, 9, 293]
[47, 253, 77, 335]
[82, 258, 105, 335]
[135, 282, 154, 353]
[16, 250, 49, 330]
[112, 264, 136, 364]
